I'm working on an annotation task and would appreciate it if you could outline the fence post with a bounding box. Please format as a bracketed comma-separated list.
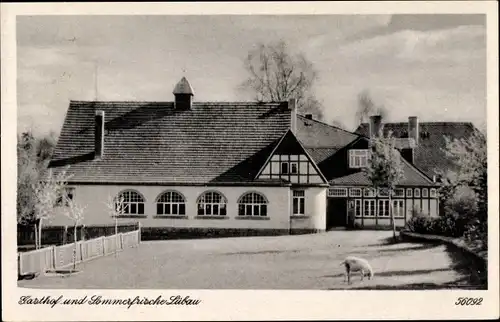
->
[79, 241, 84, 262]
[138, 221, 142, 245]
[119, 233, 124, 250]
[101, 236, 106, 256]
[52, 245, 57, 270]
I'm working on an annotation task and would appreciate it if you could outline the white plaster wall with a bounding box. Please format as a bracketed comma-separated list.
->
[50, 185, 291, 230]
[290, 187, 327, 231]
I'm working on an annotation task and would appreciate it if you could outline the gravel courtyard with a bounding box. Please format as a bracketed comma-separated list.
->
[18, 231, 486, 290]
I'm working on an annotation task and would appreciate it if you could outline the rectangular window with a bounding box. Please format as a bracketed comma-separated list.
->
[392, 200, 405, 218]
[393, 188, 405, 197]
[377, 200, 390, 217]
[430, 188, 437, 198]
[349, 188, 362, 197]
[406, 188, 413, 198]
[414, 188, 421, 198]
[281, 162, 289, 174]
[354, 199, 362, 218]
[364, 188, 376, 197]
[363, 199, 376, 217]
[349, 150, 370, 168]
[290, 162, 298, 174]
[292, 190, 305, 215]
[422, 188, 429, 198]
[328, 187, 348, 197]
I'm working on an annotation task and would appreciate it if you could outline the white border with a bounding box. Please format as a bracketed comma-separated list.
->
[2, 2, 499, 321]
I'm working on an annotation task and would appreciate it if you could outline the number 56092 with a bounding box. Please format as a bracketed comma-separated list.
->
[455, 297, 483, 306]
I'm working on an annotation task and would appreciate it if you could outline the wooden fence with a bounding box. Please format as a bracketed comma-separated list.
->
[18, 228, 141, 276]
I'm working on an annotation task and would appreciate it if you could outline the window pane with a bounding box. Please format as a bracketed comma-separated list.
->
[254, 205, 260, 216]
[205, 204, 212, 215]
[198, 205, 204, 216]
[179, 203, 186, 215]
[213, 204, 219, 215]
[220, 205, 227, 216]
[293, 198, 298, 214]
[281, 162, 289, 174]
[130, 203, 137, 214]
[299, 199, 305, 214]
[261, 205, 267, 217]
[238, 204, 245, 216]
[172, 204, 178, 215]
[157, 203, 163, 215]
[291, 163, 298, 174]
[138, 203, 144, 214]
[123, 203, 130, 214]
[165, 204, 171, 215]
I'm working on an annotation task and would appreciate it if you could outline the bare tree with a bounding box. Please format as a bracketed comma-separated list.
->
[63, 197, 86, 271]
[363, 128, 405, 242]
[105, 195, 125, 256]
[241, 40, 324, 119]
[356, 90, 388, 125]
[32, 169, 72, 249]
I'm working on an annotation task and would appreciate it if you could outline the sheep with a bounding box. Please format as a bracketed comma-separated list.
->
[340, 256, 374, 285]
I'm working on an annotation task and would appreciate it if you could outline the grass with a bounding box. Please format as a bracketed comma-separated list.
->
[18, 230, 486, 290]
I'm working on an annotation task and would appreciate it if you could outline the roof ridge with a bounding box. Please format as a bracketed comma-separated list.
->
[69, 100, 286, 105]
[358, 121, 475, 126]
[297, 114, 362, 137]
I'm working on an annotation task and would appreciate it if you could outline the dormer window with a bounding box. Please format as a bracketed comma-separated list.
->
[349, 149, 369, 168]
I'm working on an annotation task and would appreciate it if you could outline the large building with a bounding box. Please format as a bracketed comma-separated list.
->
[48, 77, 444, 236]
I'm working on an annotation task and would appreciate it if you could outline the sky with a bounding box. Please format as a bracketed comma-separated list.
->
[17, 14, 487, 136]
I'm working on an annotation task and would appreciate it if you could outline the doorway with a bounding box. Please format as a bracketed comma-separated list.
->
[326, 198, 347, 229]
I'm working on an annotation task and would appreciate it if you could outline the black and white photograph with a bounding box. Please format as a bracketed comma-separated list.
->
[2, 2, 499, 321]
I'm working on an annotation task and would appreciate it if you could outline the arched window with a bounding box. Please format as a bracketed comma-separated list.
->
[238, 192, 268, 217]
[115, 190, 145, 215]
[197, 191, 227, 216]
[156, 191, 186, 216]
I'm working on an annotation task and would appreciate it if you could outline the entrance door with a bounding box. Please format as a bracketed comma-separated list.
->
[326, 198, 347, 229]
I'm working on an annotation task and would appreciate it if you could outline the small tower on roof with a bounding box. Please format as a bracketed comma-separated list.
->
[173, 77, 194, 110]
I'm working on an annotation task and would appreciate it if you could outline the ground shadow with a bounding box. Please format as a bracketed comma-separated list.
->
[375, 243, 438, 253]
[321, 267, 452, 279]
[220, 249, 301, 256]
[444, 244, 487, 288]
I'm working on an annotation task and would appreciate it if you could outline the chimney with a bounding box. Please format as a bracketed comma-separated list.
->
[408, 116, 419, 145]
[401, 148, 414, 164]
[289, 98, 297, 133]
[173, 77, 194, 110]
[369, 115, 383, 138]
[305, 114, 313, 120]
[95, 110, 105, 159]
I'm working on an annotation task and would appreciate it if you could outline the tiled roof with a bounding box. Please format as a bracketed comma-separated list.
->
[49, 101, 291, 184]
[355, 122, 482, 178]
[296, 115, 360, 149]
[329, 156, 435, 187]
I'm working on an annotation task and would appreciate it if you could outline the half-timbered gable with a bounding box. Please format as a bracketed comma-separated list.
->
[256, 130, 327, 185]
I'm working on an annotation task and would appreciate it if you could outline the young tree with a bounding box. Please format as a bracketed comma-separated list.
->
[32, 168, 72, 249]
[356, 90, 388, 125]
[63, 197, 86, 271]
[363, 128, 405, 241]
[240, 40, 324, 119]
[105, 195, 125, 256]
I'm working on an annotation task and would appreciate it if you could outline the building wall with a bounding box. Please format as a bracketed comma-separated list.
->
[290, 187, 327, 231]
[51, 185, 327, 232]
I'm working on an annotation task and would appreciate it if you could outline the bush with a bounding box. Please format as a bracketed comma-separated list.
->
[404, 209, 435, 234]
